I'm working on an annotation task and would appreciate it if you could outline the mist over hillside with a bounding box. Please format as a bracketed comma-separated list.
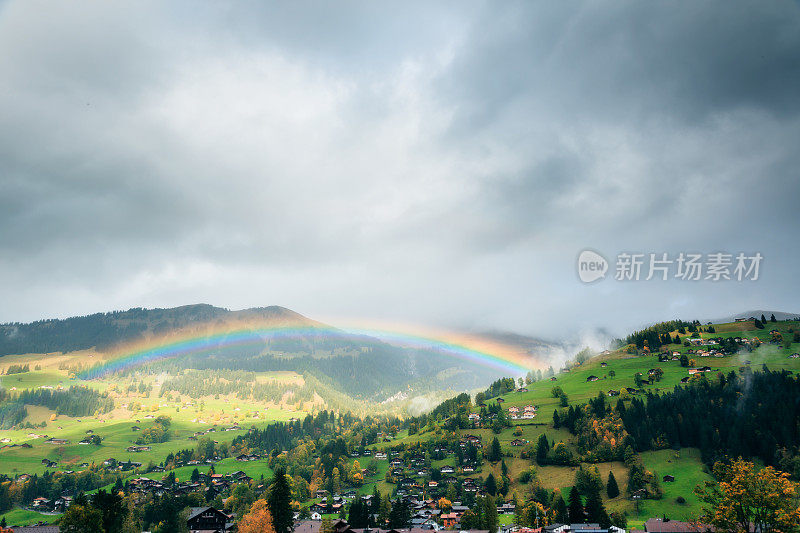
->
[477, 327, 614, 371]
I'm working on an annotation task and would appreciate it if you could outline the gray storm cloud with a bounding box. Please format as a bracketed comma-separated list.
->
[0, 1, 798, 339]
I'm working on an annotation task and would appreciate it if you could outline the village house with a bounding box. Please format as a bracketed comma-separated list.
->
[440, 512, 458, 529]
[186, 506, 232, 531]
[31, 496, 51, 511]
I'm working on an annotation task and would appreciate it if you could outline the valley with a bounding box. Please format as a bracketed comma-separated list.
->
[0, 307, 798, 530]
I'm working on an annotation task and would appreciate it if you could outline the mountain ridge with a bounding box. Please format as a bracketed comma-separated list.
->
[0, 304, 525, 401]
[708, 309, 800, 324]
[0, 303, 322, 356]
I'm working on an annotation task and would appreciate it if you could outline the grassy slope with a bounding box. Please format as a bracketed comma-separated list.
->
[0, 365, 306, 476]
[0, 506, 59, 527]
[463, 320, 800, 523]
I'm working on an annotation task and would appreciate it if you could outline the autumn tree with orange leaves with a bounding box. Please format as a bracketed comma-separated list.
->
[695, 458, 800, 533]
[238, 499, 276, 533]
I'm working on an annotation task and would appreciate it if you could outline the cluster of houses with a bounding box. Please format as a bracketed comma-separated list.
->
[311, 493, 518, 528]
[394, 466, 483, 499]
[293, 518, 479, 533]
[29, 495, 73, 514]
[235, 452, 263, 461]
[512, 525, 625, 533]
[350, 449, 374, 458]
[293, 507, 632, 533]
[185, 424, 240, 441]
[606, 387, 641, 397]
[364, 440, 487, 501]
[293, 506, 713, 533]
[128, 469, 253, 498]
[686, 367, 713, 376]
[507, 405, 537, 420]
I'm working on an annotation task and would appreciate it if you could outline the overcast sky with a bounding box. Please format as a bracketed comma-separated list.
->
[1, 1, 799, 340]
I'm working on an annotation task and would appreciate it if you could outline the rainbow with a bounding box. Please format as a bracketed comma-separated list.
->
[78, 322, 535, 379]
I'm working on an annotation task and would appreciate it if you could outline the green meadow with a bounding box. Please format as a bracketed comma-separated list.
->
[0, 506, 59, 527]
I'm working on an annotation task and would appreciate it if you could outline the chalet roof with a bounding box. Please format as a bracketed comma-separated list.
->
[187, 505, 228, 522]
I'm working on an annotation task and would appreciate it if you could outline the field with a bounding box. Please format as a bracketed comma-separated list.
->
[0, 355, 306, 525]
[0, 507, 58, 526]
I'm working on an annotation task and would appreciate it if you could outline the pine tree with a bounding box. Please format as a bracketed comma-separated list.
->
[552, 493, 568, 523]
[478, 496, 498, 533]
[485, 473, 497, 496]
[771, 313, 777, 322]
[567, 486, 584, 523]
[535, 434, 550, 465]
[584, 491, 605, 523]
[268, 469, 293, 533]
[371, 485, 381, 517]
[489, 436, 502, 462]
[552, 409, 561, 429]
[92, 489, 127, 533]
[348, 498, 368, 528]
[388, 498, 410, 529]
[607, 471, 620, 498]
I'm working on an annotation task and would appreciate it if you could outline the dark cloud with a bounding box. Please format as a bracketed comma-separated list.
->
[0, 1, 798, 339]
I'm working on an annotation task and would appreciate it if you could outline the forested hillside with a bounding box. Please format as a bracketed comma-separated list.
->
[0, 304, 298, 355]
